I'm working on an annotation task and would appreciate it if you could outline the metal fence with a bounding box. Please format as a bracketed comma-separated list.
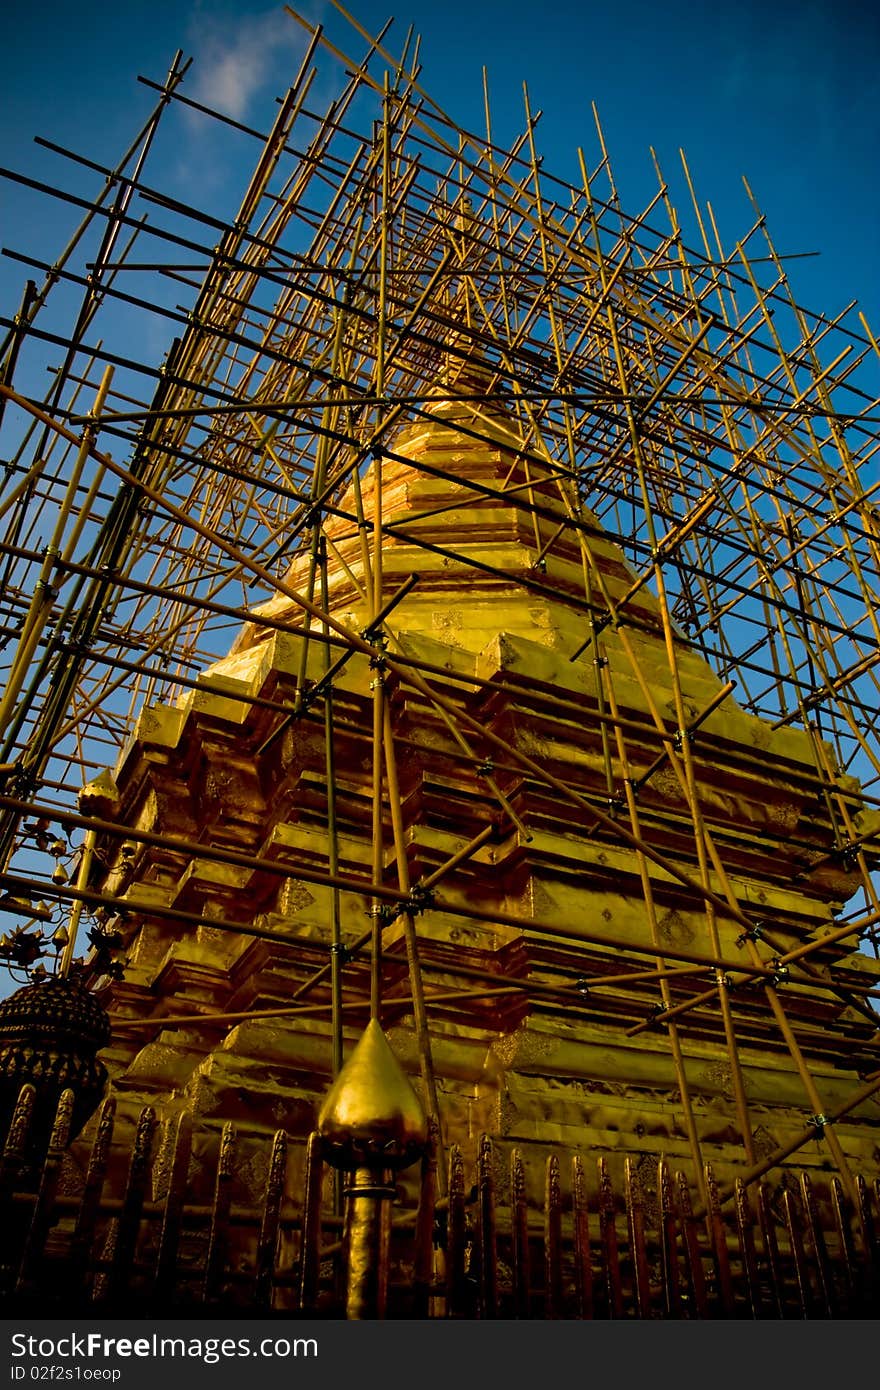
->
[2, 1085, 878, 1318]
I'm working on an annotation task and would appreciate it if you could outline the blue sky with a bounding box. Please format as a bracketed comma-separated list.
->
[1, 0, 878, 336]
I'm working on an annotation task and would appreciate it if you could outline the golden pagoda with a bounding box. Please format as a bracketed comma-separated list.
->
[92, 358, 880, 1185]
[0, 6, 878, 1318]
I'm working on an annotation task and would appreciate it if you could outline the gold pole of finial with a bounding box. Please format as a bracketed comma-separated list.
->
[341, 1165, 395, 1319]
[318, 1018, 428, 1318]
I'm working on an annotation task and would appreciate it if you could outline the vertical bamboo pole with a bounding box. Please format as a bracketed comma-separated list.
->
[382, 704, 446, 1189]
[320, 538, 344, 1072]
[0, 366, 113, 749]
[364, 76, 393, 1025]
[368, 645, 386, 1021]
[576, 151, 757, 1168]
[598, 655, 709, 1203]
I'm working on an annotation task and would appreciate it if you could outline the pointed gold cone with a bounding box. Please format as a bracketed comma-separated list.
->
[318, 1019, 428, 1171]
[78, 769, 120, 817]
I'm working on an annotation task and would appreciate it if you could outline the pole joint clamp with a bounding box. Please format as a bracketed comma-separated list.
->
[769, 959, 789, 986]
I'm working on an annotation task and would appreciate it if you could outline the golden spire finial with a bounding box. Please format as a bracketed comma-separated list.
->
[318, 1021, 429, 1318]
[318, 1018, 428, 1171]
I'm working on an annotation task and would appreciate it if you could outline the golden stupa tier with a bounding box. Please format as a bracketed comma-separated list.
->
[86, 379, 880, 1204]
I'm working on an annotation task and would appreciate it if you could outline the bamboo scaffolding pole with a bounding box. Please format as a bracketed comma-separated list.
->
[95, 950, 712, 1033]
[0, 368, 114, 747]
[0, 49, 190, 384]
[6, 325, 873, 636]
[319, 535, 344, 1097]
[0, 840, 828, 990]
[0, 544, 809, 795]
[381, 701, 446, 1188]
[596, 644, 709, 1203]
[548, 325, 880, 1055]
[704, 1068, 880, 1215]
[577, 157, 758, 1160]
[368, 649, 385, 1021]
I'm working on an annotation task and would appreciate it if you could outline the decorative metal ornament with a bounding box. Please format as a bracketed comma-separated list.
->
[318, 1018, 429, 1172]
[0, 975, 110, 1150]
[318, 1020, 428, 1317]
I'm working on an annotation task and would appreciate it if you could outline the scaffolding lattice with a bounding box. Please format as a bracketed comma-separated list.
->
[1, 5, 879, 1205]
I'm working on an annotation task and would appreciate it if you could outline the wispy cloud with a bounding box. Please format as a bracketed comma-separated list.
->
[187, 6, 306, 120]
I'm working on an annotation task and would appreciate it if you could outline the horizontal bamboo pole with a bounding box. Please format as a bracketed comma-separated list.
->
[705, 1068, 880, 1214]
[0, 858, 788, 986]
[110, 983, 526, 1031]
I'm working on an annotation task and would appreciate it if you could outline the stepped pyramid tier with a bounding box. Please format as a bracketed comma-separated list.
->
[80, 355, 880, 1206]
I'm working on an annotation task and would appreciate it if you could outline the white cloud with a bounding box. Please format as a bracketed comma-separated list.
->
[187, 7, 307, 120]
